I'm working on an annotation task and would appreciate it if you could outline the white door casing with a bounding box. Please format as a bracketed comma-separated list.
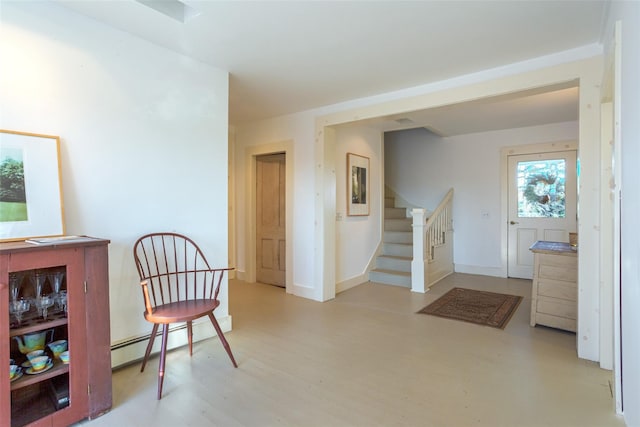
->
[507, 150, 577, 279]
[243, 141, 294, 294]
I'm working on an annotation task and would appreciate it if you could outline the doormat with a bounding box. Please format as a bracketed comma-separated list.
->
[417, 287, 522, 329]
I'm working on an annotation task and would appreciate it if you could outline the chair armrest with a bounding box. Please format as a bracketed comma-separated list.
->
[140, 280, 154, 315]
[212, 267, 235, 300]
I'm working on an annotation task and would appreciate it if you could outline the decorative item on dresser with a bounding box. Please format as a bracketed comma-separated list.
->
[529, 240, 578, 333]
[1, 237, 112, 427]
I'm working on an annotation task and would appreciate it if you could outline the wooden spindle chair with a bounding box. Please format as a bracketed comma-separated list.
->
[133, 232, 238, 399]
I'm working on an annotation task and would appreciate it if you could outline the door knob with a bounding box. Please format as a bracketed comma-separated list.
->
[510, 221, 519, 225]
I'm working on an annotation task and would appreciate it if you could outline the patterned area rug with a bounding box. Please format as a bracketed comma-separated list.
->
[417, 287, 523, 329]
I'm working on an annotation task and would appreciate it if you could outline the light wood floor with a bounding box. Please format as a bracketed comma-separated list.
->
[80, 273, 624, 426]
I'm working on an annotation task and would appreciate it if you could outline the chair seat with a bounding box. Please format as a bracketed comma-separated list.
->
[144, 299, 220, 324]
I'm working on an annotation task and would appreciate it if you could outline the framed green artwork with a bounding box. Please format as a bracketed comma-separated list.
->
[0, 129, 65, 242]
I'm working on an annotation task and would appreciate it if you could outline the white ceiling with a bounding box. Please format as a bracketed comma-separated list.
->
[55, 0, 607, 133]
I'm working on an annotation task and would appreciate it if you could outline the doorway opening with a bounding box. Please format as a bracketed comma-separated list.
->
[243, 140, 294, 293]
[256, 153, 286, 287]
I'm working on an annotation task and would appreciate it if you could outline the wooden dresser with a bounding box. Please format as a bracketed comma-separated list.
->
[529, 240, 577, 332]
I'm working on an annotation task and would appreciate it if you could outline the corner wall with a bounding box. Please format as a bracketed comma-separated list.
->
[1, 2, 231, 366]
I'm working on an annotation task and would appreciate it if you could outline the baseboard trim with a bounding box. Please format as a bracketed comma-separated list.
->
[454, 264, 505, 278]
[291, 284, 317, 300]
[110, 315, 232, 369]
[236, 270, 247, 281]
[336, 274, 368, 293]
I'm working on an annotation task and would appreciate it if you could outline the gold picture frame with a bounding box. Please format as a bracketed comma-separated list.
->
[347, 152, 369, 216]
[0, 129, 65, 242]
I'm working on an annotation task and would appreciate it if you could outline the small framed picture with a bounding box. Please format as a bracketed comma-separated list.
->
[347, 152, 369, 216]
[0, 130, 65, 242]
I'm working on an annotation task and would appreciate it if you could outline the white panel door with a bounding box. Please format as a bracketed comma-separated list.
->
[508, 150, 577, 279]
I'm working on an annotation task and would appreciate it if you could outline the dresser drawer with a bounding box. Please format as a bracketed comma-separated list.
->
[537, 279, 577, 301]
[534, 312, 577, 333]
[538, 263, 578, 282]
[536, 295, 577, 320]
[537, 252, 578, 268]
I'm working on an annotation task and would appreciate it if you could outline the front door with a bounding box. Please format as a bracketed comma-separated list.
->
[507, 150, 577, 279]
[256, 153, 286, 287]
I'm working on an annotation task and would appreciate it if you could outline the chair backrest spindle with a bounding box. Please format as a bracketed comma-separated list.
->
[133, 233, 232, 314]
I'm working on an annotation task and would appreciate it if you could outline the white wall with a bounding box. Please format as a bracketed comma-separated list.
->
[604, 2, 640, 425]
[385, 122, 578, 275]
[334, 125, 383, 289]
[1, 2, 231, 365]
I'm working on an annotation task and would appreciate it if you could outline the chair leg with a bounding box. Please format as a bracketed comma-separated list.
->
[187, 321, 193, 356]
[208, 312, 238, 368]
[141, 323, 159, 373]
[157, 323, 170, 400]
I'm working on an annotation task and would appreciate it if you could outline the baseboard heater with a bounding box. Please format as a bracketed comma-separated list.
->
[108, 317, 228, 368]
[110, 323, 187, 351]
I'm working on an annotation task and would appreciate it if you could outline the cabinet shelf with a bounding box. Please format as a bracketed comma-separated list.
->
[10, 361, 69, 391]
[9, 315, 68, 338]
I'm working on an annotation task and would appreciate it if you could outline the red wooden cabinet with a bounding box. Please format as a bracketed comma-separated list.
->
[1, 238, 112, 427]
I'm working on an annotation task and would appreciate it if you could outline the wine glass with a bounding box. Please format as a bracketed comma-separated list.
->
[9, 299, 30, 325]
[49, 270, 65, 311]
[31, 271, 47, 299]
[57, 291, 68, 316]
[9, 273, 21, 302]
[35, 295, 54, 320]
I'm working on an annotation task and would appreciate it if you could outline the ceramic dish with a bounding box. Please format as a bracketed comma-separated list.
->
[21, 361, 31, 369]
[10, 370, 23, 382]
[25, 361, 54, 375]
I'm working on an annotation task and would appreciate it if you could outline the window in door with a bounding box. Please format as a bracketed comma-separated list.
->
[516, 158, 566, 218]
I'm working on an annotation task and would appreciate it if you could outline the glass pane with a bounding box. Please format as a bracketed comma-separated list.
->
[517, 159, 566, 218]
[9, 266, 70, 425]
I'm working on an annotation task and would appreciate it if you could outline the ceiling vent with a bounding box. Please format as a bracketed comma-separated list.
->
[136, 0, 201, 23]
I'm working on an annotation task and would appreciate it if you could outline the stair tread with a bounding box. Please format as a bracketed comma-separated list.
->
[370, 268, 411, 276]
[378, 254, 411, 261]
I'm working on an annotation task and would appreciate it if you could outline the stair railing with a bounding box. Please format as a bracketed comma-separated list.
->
[410, 188, 454, 293]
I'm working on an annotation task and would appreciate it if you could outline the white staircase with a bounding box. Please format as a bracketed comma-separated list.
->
[368, 196, 413, 287]
[369, 189, 454, 291]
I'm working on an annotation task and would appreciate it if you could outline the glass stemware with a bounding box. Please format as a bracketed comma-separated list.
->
[31, 271, 47, 299]
[35, 295, 54, 320]
[9, 273, 21, 302]
[9, 299, 30, 325]
[49, 270, 66, 312]
[57, 291, 68, 316]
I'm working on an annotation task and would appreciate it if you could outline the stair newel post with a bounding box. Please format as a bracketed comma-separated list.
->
[411, 208, 428, 293]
